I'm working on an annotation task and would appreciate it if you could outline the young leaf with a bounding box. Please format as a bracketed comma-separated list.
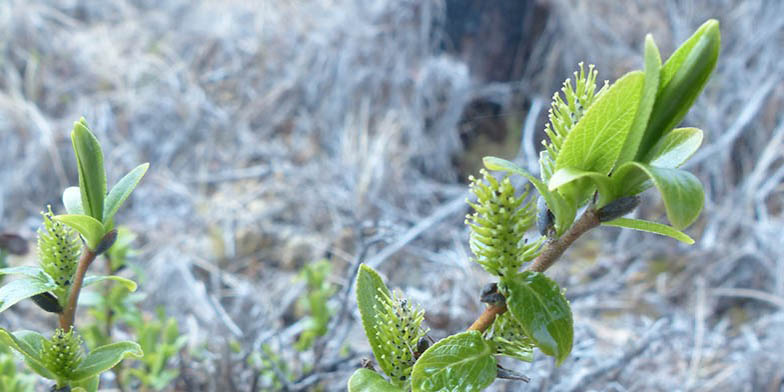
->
[355, 265, 396, 379]
[62, 187, 85, 215]
[83, 275, 138, 292]
[71, 119, 107, 222]
[103, 163, 150, 224]
[638, 20, 720, 159]
[483, 157, 576, 236]
[410, 331, 496, 392]
[0, 276, 57, 313]
[500, 271, 573, 365]
[547, 168, 616, 207]
[0, 329, 56, 380]
[0, 266, 49, 279]
[644, 127, 703, 167]
[348, 369, 404, 392]
[554, 71, 645, 177]
[72, 376, 99, 392]
[602, 218, 694, 244]
[53, 214, 105, 251]
[617, 34, 662, 166]
[70, 341, 143, 382]
[612, 162, 704, 229]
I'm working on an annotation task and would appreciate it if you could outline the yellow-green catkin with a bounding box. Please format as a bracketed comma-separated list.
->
[41, 327, 84, 381]
[466, 170, 541, 277]
[38, 206, 80, 291]
[540, 62, 607, 182]
[484, 312, 534, 362]
[372, 288, 427, 387]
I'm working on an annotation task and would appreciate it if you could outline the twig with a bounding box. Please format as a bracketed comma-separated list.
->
[468, 209, 601, 332]
[59, 248, 97, 329]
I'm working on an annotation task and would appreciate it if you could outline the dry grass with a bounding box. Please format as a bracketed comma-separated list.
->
[0, 0, 782, 391]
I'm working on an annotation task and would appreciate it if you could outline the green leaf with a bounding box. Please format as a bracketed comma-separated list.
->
[0, 329, 56, 379]
[83, 275, 137, 292]
[555, 71, 645, 176]
[612, 162, 704, 229]
[644, 127, 703, 167]
[71, 118, 107, 222]
[53, 214, 105, 251]
[638, 19, 720, 159]
[63, 187, 85, 215]
[410, 331, 496, 392]
[483, 157, 576, 236]
[501, 271, 573, 365]
[0, 276, 57, 313]
[72, 375, 99, 392]
[71, 341, 143, 382]
[103, 163, 149, 224]
[348, 369, 404, 392]
[617, 34, 662, 166]
[355, 264, 396, 379]
[548, 168, 616, 207]
[0, 266, 48, 279]
[603, 218, 694, 244]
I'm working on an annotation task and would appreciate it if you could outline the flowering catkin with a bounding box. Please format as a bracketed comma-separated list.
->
[38, 206, 80, 289]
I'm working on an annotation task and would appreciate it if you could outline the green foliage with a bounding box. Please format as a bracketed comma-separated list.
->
[352, 19, 719, 391]
[0, 118, 148, 391]
[500, 272, 573, 365]
[466, 170, 542, 277]
[539, 63, 606, 182]
[248, 344, 294, 391]
[410, 331, 496, 392]
[0, 345, 35, 392]
[125, 310, 187, 390]
[348, 368, 404, 392]
[355, 265, 427, 389]
[295, 260, 336, 351]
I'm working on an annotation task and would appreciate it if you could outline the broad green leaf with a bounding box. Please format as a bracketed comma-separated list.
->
[71, 119, 107, 222]
[83, 275, 137, 292]
[71, 341, 143, 382]
[555, 71, 645, 176]
[348, 369, 404, 392]
[53, 214, 105, 251]
[103, 163, 150, 224]
[0, 266, 47, 279]
[355, 264, 396, 379]
[501, 271, 573, 365]
[0, 329, 55, 379]
[638, 20, 719, 159]
[483, 157, 576, 235]
[613, 162, 704, 229]
[63, 187, 85, 215]
[72, 376, 99, 392]
[411, 331, 496, 392]
[0, 276, 57, 313]
[617, 34, 662, 166]
[603, 218, 694, 244]
[644, 127, 703, 167]
[548, 168, 616, 207]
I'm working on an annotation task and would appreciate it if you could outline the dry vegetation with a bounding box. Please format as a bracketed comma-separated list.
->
[0, 0, 782, 391]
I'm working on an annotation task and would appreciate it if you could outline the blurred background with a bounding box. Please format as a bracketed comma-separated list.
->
[1, 0, 783, 391]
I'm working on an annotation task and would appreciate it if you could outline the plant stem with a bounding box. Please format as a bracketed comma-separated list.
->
[467, 209, 600, 332]
[59, 247, 97, 329]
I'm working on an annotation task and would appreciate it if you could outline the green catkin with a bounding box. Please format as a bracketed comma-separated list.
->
[466, 170, 542, 277]
[40, 327, 84, 381]
[372, 289, 427, 387]
[484, 312, 534, 362]
[38, 206, 80, 289]
[539, 62, 607, 182]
